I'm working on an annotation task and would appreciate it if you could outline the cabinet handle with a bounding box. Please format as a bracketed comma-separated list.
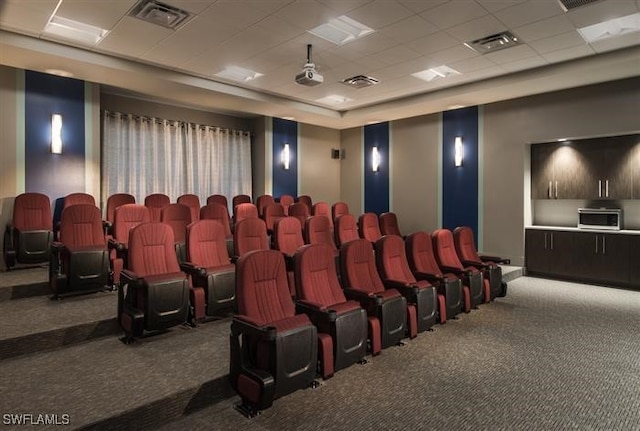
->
[550, 233, 554, 250]
[595, 236, 598, 254]
[602, 236, 606, 254]
[605, 180, 609, 198]
[544, 232, 547, 250]
[598, 180, 602, 197]
[548, 181, 552, 199]
[555, 181, 558, 198]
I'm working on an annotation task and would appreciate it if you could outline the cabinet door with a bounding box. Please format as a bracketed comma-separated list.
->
[546, 231, 574, 277]
[632, 142, 640, 199]
[629, 236, 640, 289]
[553, 143, 591, 199]
[598, 234, 630, 285]
[525, 230, 550, 273]
[573, 232, 601, 279]
[531, 144, 555, 199]
[598, 137, 634, 200]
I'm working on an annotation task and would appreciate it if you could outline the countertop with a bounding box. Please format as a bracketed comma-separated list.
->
[526, 225, 640, 235]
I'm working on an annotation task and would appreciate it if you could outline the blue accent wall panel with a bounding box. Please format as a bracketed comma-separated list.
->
[364, 122, 389, 215]
[25, 71, 85, 201]
[272, 118, 298, 197]
[442, 107, 478, 241]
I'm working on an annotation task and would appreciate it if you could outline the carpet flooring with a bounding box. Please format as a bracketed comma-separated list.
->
[155, 276, 640, 431]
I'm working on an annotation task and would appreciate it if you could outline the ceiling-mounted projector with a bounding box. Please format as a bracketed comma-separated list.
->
[295, 44, 323, 86]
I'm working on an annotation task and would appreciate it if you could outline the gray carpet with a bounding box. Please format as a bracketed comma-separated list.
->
[155, 276, 640, 431]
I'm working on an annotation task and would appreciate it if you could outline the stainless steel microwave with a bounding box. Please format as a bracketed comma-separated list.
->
[578, 208, 622, 230]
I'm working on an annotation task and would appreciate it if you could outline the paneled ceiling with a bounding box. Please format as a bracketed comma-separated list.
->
[1, 0, 639, 129]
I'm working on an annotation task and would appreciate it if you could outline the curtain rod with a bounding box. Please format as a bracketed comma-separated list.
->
[102, 109, 251, 136]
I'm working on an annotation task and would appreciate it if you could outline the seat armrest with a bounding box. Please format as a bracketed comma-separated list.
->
[413, 271, 445, 284]
[108, 238, 125, 252]
[461, 260, 488, 270]
[343, 288, 382, 306]
[296, 300, 337, 323]
[231, 316, 276, 341]
[51, 241, 65, 253]
[180, 262, 206, 277]
[440, 265, 468, 276]
[120, 269, 140, 286]
[382, 279, 422, 297]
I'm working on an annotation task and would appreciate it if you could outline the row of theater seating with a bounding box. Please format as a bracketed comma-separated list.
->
[3, 191, 509, 417]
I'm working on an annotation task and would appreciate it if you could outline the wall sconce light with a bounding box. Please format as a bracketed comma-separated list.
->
[372, 146, 380, 172]
[281, 143, 290, 170]
[51, 113, 63, 154]
[454, 136, 463, 167]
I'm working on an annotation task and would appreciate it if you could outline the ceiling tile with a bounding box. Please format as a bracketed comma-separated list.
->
[529, 30, 585, 54]
[484, 43, 539, 64]
[379, 15, 440, 43]
[449, 55, 497, 73]
[430, 45, 480, 64]
[476, 0, 527, 13]
[542, 44, 595, 63]
[333, 32, 398, 58]
[348, 0, 415, 29]
[589, 31, 640, 53]
[275, 0, 336, 30]
[566, 0, 639, 28]
[56, 0, 138, 30]
[0, 0, 58, 35]
[500, 55, 549, 72]
[397, 0, 450, 14]
[366, 44, 424, 66]
[513, 14, 576, 43]
[372, 57, 439, 81]
[316, 0, 373, 15]
[159, 0, 217, 14]
[446, 14, 507, 42]
[98, 17, 173, 59]
[420, 1, 489, 30]
[494, 0, 564, 28]
[405, 31, 461, 56]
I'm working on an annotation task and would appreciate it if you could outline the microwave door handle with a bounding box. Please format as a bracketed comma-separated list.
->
[555, 181, 558, 199]
[595, 235, 598, 254]
[548, 181, 552, 199]
[605, 180, 609, 198]
[598, 180, 602, 198]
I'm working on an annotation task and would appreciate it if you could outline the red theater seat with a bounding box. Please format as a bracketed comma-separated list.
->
[334, 214, 359, 248]
[278, 194, 294, 215]
[200, 203, 234, 257]
[177, 194, 200, 223]
[3, 192, 53, 269]
[144, 194, 170, 222]
[230, 249, 318, 417]
[108, 204, 151, 285]
[233, 218, 269, 259]
[272, 217, 304, 297]
[312, 202, 333, 231]
[255, 195, 274, 218]
[232, 194, 251, 210]
[379, 212, 403, 237]
[287, 203, 310, 232]
[161, 203, 191, 263]
[262, 202, 285, 234]
[331, 201, 349, 224]
[118, 222, 190, 343]
[375, 235, 441, 331]
[105, 193, 135, 236]
[358, 212, 382, 243]
[341, 238, 413, 345]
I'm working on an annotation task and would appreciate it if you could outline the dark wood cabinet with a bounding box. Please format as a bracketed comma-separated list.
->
[573, 232, 629, 285]
[525, 229, 574, 277]
[531, 134, 638, 200]
[632, 142, 640, 199]
[526, 228, 636, 288]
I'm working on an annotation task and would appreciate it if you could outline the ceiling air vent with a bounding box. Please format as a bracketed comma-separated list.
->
[341, 75, 380, 89]
[557, 0, 603, 12]
[465, 31, 521, 55]
[130, 0, 191, 29]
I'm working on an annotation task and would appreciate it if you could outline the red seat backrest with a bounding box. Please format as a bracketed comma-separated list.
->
[177, 194, 200, 222]
[263, 203, 285, 232]
[331, 202, 349, 223]
[295, 243, 346, 306]
[236, 249, 295, 326]
[200, 203, 232, 237]
[287, 203, 310, 228]
[64, 193, 95, 210]
[406, 231, 442, 275]
[113, 204, 151, 247]
[127, 222, 180, 277]
[312, 202, 333, 230]
[279, 195, 294, 214]
[160, 203, 191, 243]
[296, 195, 312, 212]
[379, 212, 402, 237]
[12, 192, 52, 231]
[256, 195, 274, 217]
[59, 204, 105, 247]
[106, 193, 135, 224]
[186, 220, 231, 268]
[340, 238, 384, 295]
[144, 194, 170, 222]
[432, 229, 464, 271]
[234, 218, 269, 257]
[454, 226, 482, 265]
[206, 194, 228, 208]
[232, 194, 252, 209]
[234, 203, 259, 224]
[305, 216, 337, 251]
[334, 214, 359, 247]
[358, 213, 382, 243]
[273, 217, 304, 256]
[375, 235, 418, 284]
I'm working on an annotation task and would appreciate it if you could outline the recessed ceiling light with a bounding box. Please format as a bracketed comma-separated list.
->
[215, 66, 264, 83]
[577, 12, 640, 43]
[43, 16, 108, 45]
[315, 95, 353, 105]
[411, 65, 461, 82]
[309, 15, 374, 45]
